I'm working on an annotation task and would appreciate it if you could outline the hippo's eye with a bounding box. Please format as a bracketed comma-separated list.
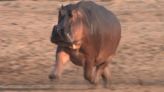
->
[68, 11, 72, 17]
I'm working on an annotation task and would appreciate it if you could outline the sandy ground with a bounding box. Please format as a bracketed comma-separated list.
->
[0, 0, 164, 92]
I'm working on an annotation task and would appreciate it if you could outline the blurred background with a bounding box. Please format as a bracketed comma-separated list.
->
[0, 0, 164, 91]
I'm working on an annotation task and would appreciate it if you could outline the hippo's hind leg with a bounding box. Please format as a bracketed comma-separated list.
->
[93, 61, 113, 89]
[93, 62, 109, 86]
[49, 47, 70, 80]
[102, 64, 113, 88]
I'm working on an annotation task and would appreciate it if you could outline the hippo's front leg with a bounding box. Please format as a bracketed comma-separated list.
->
[49, 47, 70, 80]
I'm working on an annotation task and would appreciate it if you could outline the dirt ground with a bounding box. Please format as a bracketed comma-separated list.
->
[0, 0, 164, 92]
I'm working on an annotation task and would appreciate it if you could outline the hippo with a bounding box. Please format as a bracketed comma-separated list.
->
[49, 1, 121, 88]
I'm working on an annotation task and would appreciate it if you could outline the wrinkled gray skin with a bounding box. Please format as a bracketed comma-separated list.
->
[49, 1, 121, 88]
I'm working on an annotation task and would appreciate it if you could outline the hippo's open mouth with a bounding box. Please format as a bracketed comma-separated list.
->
[56, 41, 81, 50]
[55, 41, 72, 48]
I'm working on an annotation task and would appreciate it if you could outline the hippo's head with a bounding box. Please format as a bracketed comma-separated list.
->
[51, 4, 85, 49]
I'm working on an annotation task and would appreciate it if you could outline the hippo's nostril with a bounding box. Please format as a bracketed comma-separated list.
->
[56, 28, 60, 32]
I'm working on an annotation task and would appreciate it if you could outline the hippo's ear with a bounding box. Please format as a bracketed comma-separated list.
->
[57, 4, 64, 10]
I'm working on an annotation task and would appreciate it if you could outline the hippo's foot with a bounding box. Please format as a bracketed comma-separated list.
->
[104, 83, 115, 90]
[48, 74, 60, 81]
